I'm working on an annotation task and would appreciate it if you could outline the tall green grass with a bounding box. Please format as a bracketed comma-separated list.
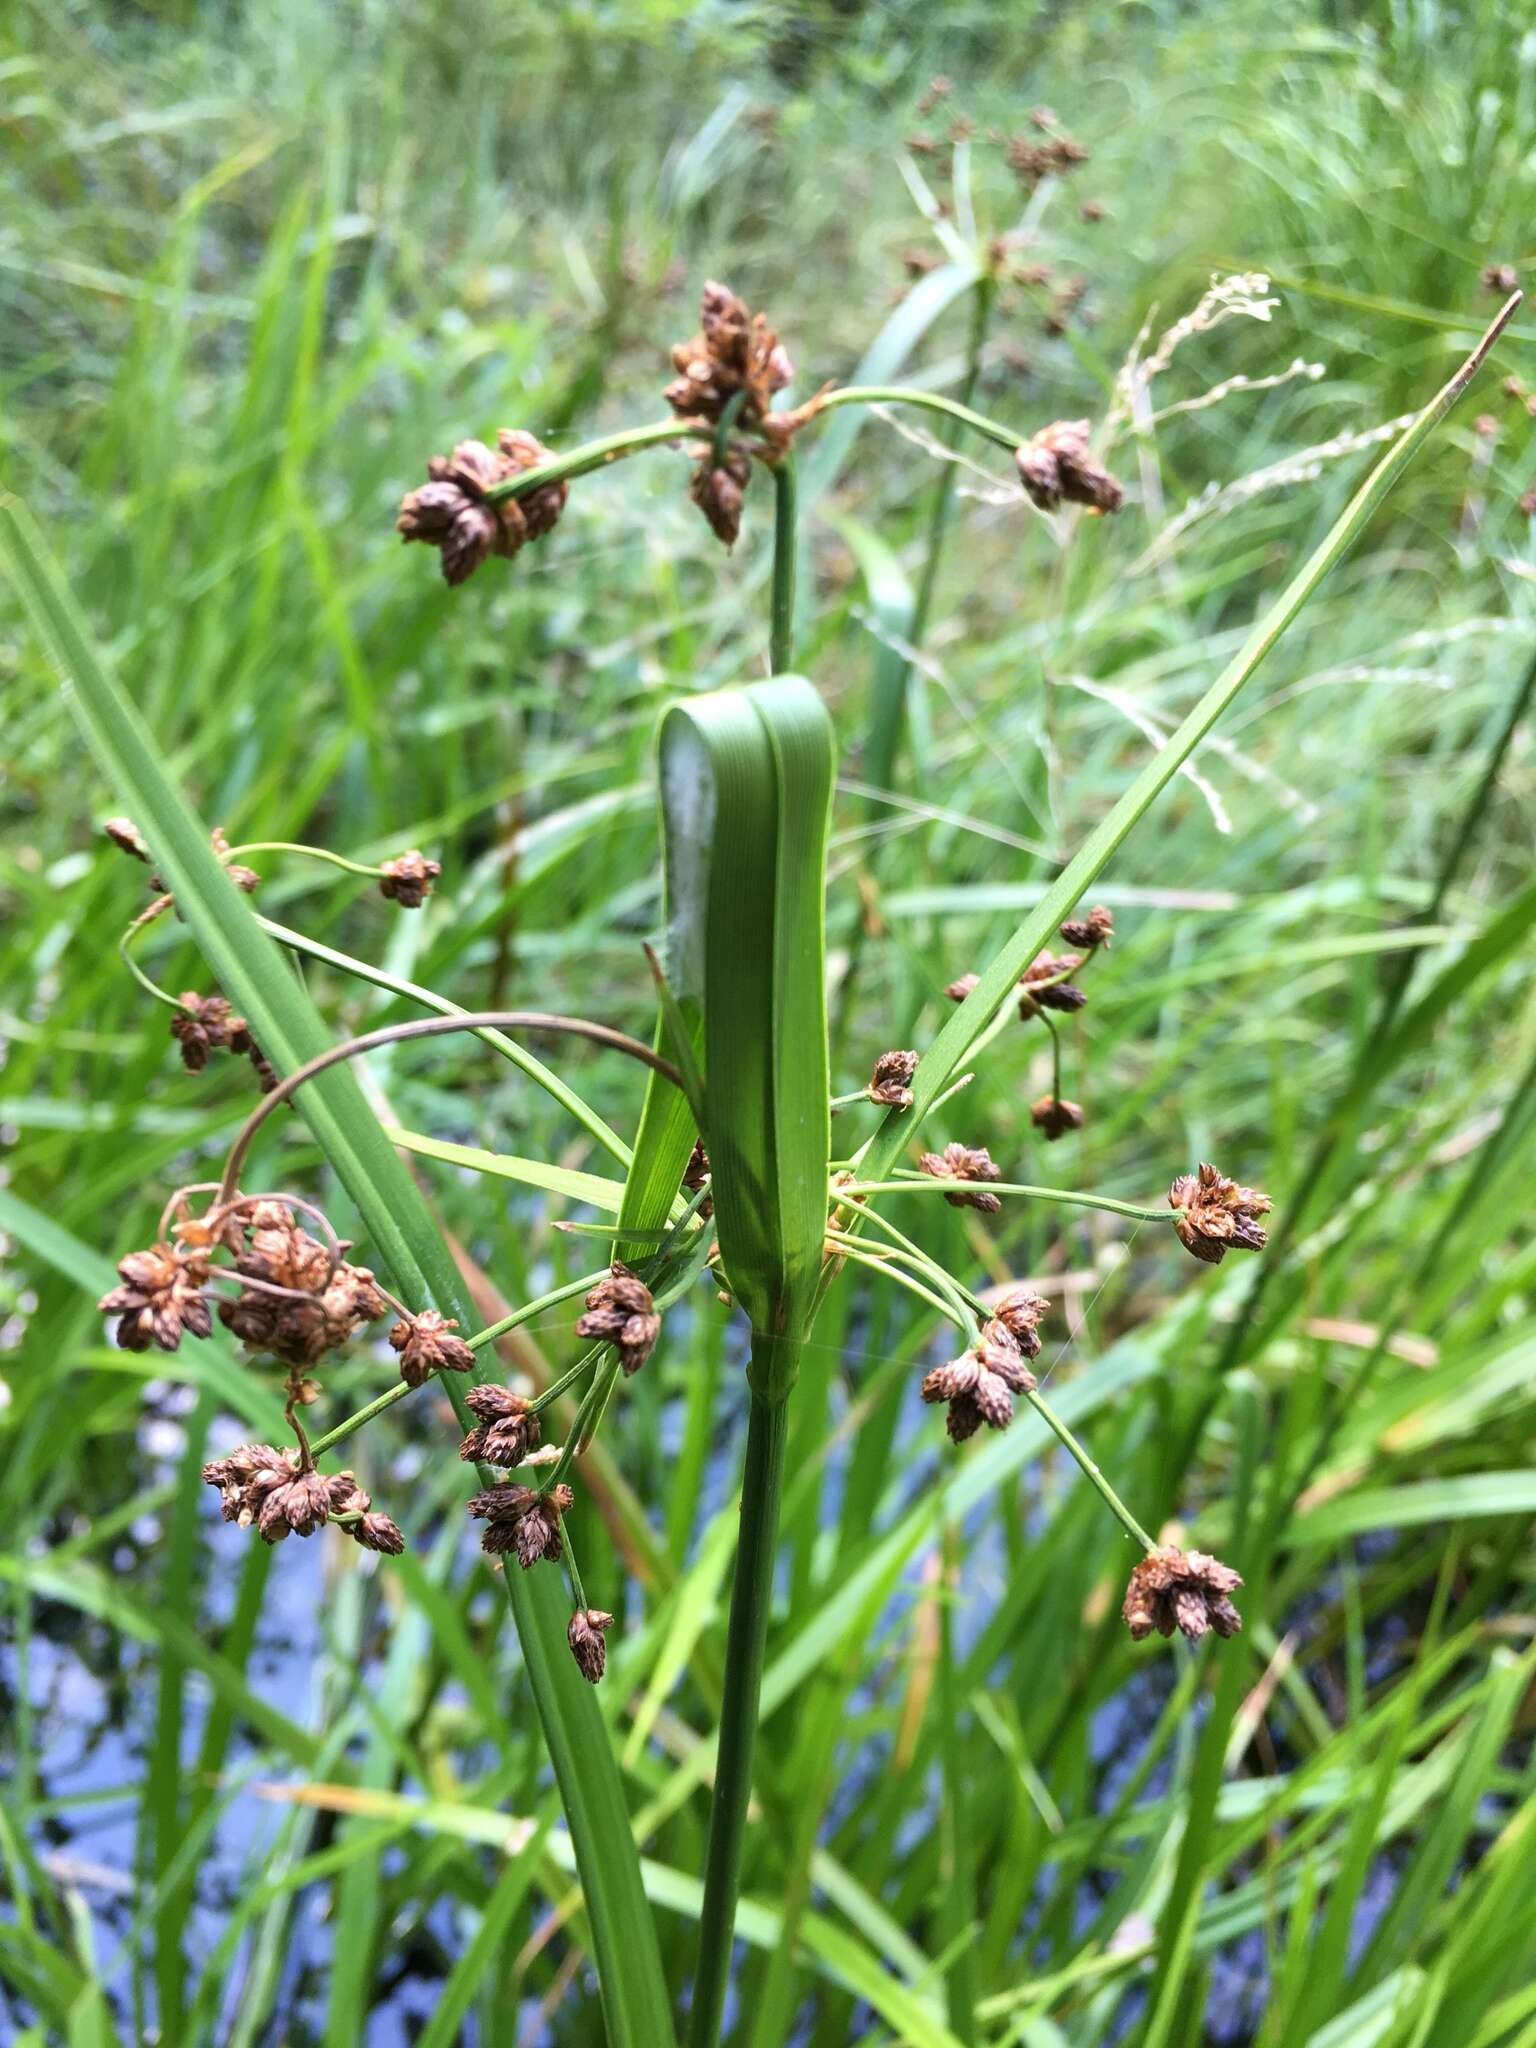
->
[3, 1, 1536, 2043]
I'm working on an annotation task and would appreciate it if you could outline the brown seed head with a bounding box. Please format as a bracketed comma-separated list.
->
[1006, 129, 1089, 188]
[1168, 1162, 1271, 1264]
[689, 445, 752, 549]
[567, 1607, 615, 1683]
[104, 816, 151, 862]
[575, 1263, 660, 1376]
[1018, 950, 1087, 1015]
[169, 992, 253, 1073]
[389, 1309, 476, 1388]
[468, 1481, 574, 1566]
[460, 1387, 541, 1466]
[921, 1319, 1036, 1440]
[867, 1048, 920, 1108]
[682, 1138, 714, 1219]
[99, 1241, 212, 1353]
[1122, 1545, 1243, 1642]
[219, 1216, 383, 1366]
[917, 1141, 1003, 1212]
[1031, 1094, 1085, 1142]
[991, 1286, 1049, 1359]
[944, 972, 980, 1002]
[202, 1442, 293, 1526]
[398, 432, 565, 584]
[1016, 421, 1123, 515]
[1058, 905, 1113, 950]
[256, 1467, 333, 1544]
[1482, 262, 1520, 295]
[378, 850, 442, 908]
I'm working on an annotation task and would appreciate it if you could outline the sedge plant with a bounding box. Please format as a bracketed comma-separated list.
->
[0, 250, 1519, 2047]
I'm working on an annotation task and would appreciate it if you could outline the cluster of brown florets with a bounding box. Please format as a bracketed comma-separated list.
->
[921, 1289, 1047, 1440]
[918, 1141, 1003, 1212]
[665, 281, 823, 548]
[1016, 421, 1124, 515]
[1167, 1162, 1272, 1264]
[1122, 1546, 1243, 1641]
[574, 1263, 661, 1376]
[944, 906, 1114, 1143]
[202, 1444, 403, 1552]
[398, 430, 568, 585]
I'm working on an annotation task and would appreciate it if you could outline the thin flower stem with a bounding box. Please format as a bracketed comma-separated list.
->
[1042, 1010, 1063, 1102]
[770, 456, 798, 672]
[825, 1230, 969, 1328]
[119, 928, 182, 1011]
[216, 1010, 682, 1204]
[542, 1355, 619, 1495]
[564, 1541, 590, 1615]
[846, 1177, 1170, 1225]
[478, 386, 1025, 512]
[820, 384, 1020, 452]
[220, 841, 388, 879]
[827, 1192, 988, 1322]
[528, 1347, 604, 1416]
[1022, 1387, 1156, 1553]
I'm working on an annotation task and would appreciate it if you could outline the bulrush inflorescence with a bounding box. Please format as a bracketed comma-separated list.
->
[390, 1308, 476, 1388]
[918, 1141, 1003, 1212]
[922, 1319, 1038, 1440]
[1017, 950, 1088, 1015]
[1016, 420, 1124, 515]
[397, 430, 568, 584]
[575, 1263, 661, 1377]
[1168, 1162, 1272, 1264]
[459, 1383, 541, 1467]
[867, 1048, 919, 1108]
[665, 281, 817, 547]
[1122, 1546, 1244, 1641]
[567, 1608, 616, 1685]
[202, 1446, 404, 1552]
[467, 1481, 575, 1566]
[377, 849, 441, 907]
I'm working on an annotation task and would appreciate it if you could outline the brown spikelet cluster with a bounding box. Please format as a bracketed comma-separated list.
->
[666, 281, 795, 438]
[944, 973, 980, 1003]
[567, 1607, 615, 1683]
[922, 1319, 1037, 1440]
[575, 1264, 661, 1377]
[1005, 126, 1090, 190]
[201, 1448, 403, 1551]
[378, 850, 441, 908]
[918, 1142, 1003, 1213]
[1058, 905, 1113, 951]
[220, 1202, 386, 1367]
[99, 1241, 214, 1353]
[1482, 261, 1520, 295]
[991, 1286, 1049, 1357]
[459, 1383, 541, 1466]
[398, 431, 567, 585]
[170, 992, 252, 1072]
[1030, 1095, 1084, 1142]
[389, 1309, 476, 1389]
[867, 1048, 919, 1108]
[1016, 422, 1124, 515]
[1168, 1164, 1272, 1265]
[665, 282, 819, 548]
[1018, 951, 1087, 1016]
[1122, 1546, 1243, 1642]
[467, 1481, 574, 1566]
